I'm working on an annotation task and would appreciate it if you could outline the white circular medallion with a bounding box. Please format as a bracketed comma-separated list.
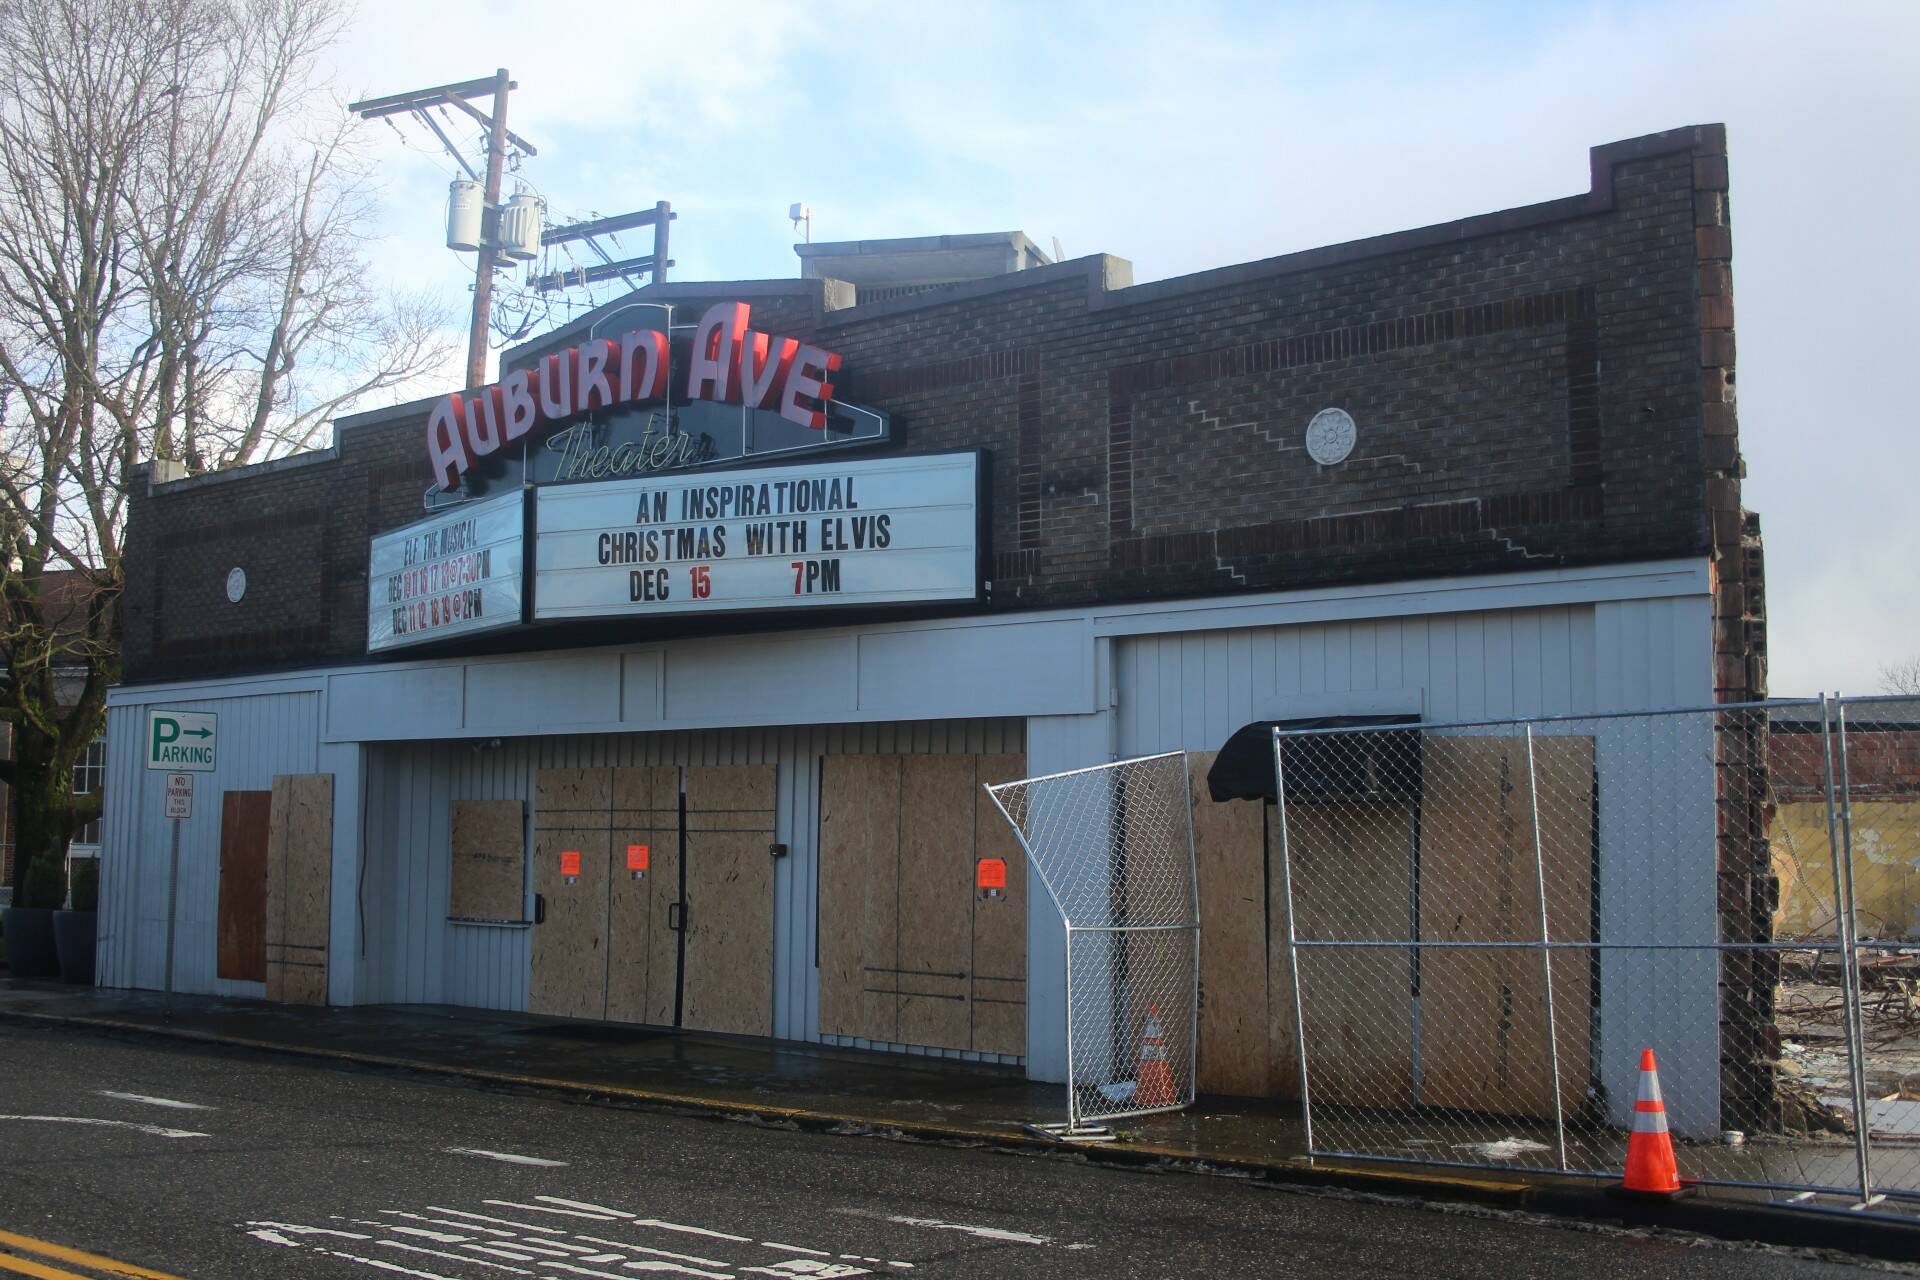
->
[1305, 407, 1357, 466]
[226, 567, 247, 603]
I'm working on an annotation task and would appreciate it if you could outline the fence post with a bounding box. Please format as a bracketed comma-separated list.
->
[1523, 724, 1570, 1172]
[1272, 727, 1314, 1162]
[1819, 694, 1873, 1204]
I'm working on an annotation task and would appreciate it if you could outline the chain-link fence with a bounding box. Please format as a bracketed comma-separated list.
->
[987, 751, 1200, 1136]
[1271, 696, 1920, 1211]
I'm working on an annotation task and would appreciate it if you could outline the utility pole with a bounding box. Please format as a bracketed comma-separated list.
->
[467, 68, 511, 389]
[350, 69, 534, 389]
[352, 71, 675, 381]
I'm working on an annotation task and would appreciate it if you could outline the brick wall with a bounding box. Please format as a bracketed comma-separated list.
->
[122, 124, 1758, 685]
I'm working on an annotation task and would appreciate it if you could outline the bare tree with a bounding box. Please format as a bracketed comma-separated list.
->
[1882, 658, 1920, 697]
[0, 0, 455, 906]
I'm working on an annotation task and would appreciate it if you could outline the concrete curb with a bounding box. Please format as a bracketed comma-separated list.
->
[6, 1007, 1915, 1264]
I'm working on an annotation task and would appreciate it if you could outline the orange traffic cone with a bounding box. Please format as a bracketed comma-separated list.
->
[1136, 1003, 1177, 1108]
[1617, 1048, 1692, 1199]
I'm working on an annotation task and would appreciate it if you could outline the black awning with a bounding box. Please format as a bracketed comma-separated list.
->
[1207, 715, 1422, 803]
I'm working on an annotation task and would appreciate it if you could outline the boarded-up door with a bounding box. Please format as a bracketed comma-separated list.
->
[1188, 753, 1269, 1097]
[530, 768, 612, 1019]
[265, 774, 333, 1005]
[680, 765, 775, 1036]
[971, 755, 1028, 1055]
[607, 766, 681, 1026]
[217, 790, 272, 981]
[1275, 798, 1418, 1109]
[819, 754, 1028, 1054]
[1417, 736, 1593, 1119]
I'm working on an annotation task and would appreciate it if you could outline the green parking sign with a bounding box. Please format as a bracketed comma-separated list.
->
[146, 709, 218, 771]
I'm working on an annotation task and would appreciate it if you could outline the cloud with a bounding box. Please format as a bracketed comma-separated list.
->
[326, 0, 1919, 693]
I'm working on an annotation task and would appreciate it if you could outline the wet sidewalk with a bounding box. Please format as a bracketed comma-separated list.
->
[0, 980, 1329, 1181]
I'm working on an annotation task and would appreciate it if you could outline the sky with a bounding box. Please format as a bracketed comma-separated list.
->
[320, 0, 1919, 698]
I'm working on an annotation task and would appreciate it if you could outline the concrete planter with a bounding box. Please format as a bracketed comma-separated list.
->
[2, 907, 61, 979]
[53, 910, 97, 984]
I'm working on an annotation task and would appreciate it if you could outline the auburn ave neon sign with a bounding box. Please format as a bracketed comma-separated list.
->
[427, 301, 844, 489]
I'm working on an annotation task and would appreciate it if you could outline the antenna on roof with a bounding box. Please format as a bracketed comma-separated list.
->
[790, 202, 813, 245]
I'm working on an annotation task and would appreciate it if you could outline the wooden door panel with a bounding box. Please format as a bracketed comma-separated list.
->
[265, 774, 332, 1005]
[680, 828, 772, 1035]
[1188, 752, 1268, 1096]
[970, 753, 1028, 1055]
[529, 828, 610, 1020]
[217, 790, 272, 982]
[819, 755, 901, 1042]
[1418, 736, 1593, 1119]
[607, 765, 679, 1026]
[681, 766, 775, 1037]
[896, 756, 975, 1050]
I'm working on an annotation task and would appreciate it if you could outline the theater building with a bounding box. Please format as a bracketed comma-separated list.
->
[96, 124, 1762, 1095]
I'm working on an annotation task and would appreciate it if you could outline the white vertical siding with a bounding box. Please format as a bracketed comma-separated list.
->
[1115, 605, 1604, 755]
[96, 690, 322, 994]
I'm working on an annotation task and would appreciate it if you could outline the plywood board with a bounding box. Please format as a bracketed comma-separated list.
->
[606, 765, 680, 1026]
[681, 765, 775, 1037]
[1417, 736, 1593, 1119]
[680, 828, 773, 1036]
[535, 767, 612, 828]
[266, 774, 332, 1005]
[529, 828, 610, 1020]
[971, 753, 1028, 1056]
[449, 799, 526, 921]
[1270, 799, 1416, 1107]
[683, 763, 776, 819]
[217, 790, 272, 982]
[897, 755, 976, 1049]
[1189, 752, 1268, 1097]
[819, 755, 901, 1042]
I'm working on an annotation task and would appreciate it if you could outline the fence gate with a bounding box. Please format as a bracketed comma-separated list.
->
[987, 751, 1200, 1139]
[1271, 696, 1920, 1216]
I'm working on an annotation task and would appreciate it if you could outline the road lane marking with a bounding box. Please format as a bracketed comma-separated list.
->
[0, 1115, 207, 1139]
[244, 1222, 369, 1240]
[96, 1092, 213, 1111]
[534, 1197, 630, 1218]
[573, 1236, 729, 1268]
[312, 1248, 463, 1278]
[867, 1213, 1057, 1246]
[380, 1211, 519, 1238]
[484, 1201, 618, 1222]
[760, 1242, 831, 1256]
[0, 1252, 92, 1280]
[0, 1227, 186, 1279]
[378, 1239, 532, 1274]
[446, 1148, 569, 1167]
[633, 1220, 751, 1243]
[539, 1260, 731, 1280]
[424, 1207, 566, 1234]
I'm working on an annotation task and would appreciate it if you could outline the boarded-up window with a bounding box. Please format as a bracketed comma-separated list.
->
[449, 800, 527, 921]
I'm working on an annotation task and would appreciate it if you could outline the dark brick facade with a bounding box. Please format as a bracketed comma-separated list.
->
[122, 124, 1760, 688]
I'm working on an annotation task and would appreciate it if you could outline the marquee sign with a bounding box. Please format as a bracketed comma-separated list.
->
[368, 490, 525, 652]
[428, 301, 846, 490]
[533, 452, 980, 621]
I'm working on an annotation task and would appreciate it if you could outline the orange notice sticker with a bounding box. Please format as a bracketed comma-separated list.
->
[976, 857, 1008, 890]
[560, 849, 581, 877]
[627, 843, 650, 872]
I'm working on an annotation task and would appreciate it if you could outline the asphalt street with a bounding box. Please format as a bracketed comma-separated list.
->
[0, 1023, 1901, 1279]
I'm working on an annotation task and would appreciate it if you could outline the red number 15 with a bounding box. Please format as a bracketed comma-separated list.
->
[688, 564, 712, 599]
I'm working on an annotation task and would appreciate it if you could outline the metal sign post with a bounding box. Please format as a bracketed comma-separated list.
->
[160, 772, 193, 1006]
